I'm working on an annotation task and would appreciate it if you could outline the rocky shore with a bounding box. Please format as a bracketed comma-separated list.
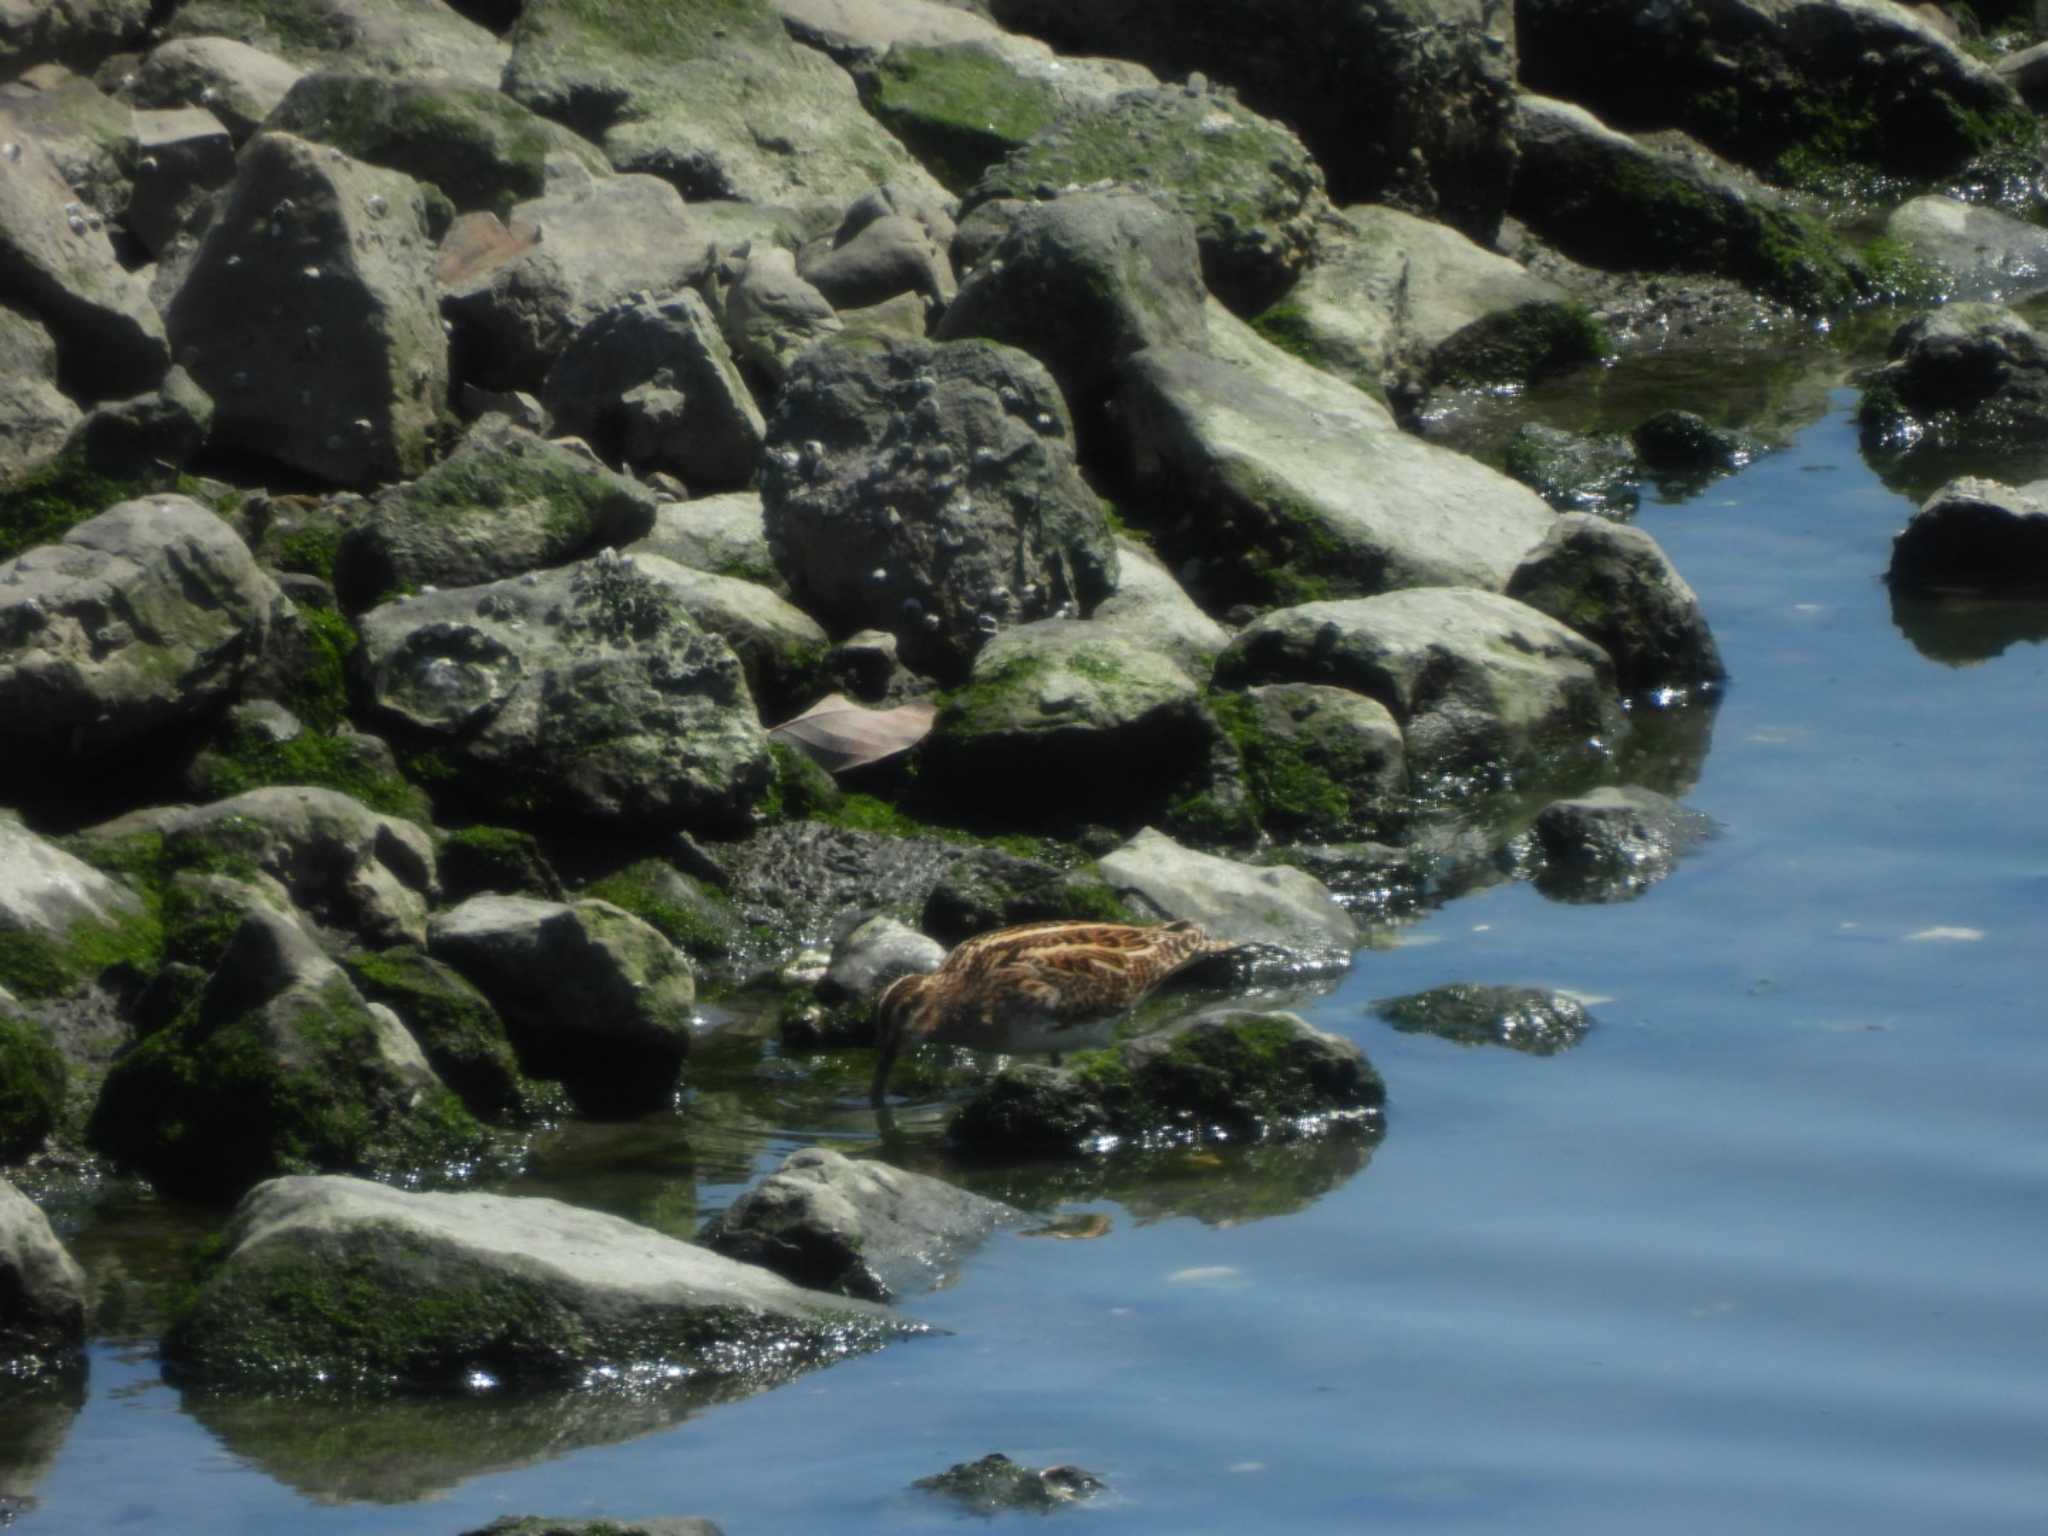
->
[5, 0, 2048, 1521]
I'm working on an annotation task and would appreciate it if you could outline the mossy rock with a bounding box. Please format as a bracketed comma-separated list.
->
[343, 947, 529, 1121]
[920, 847, 1135, 945]
[1501, 424, 1641, 518]
[580, 860, 742, 962]
[1208, 686, 1405, 843]
[861, 41, 1067, 193]
[0, 1012, 67, 1161]
[438, 825, 562, 903]
[1431, 302, 1609, 389]
[1375, 983, 1591, 1055]
[185, 715, 432, 825]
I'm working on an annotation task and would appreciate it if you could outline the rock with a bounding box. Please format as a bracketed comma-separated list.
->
[0, 1179, 85, 1370]
[1888, 476, 2048, 595]
[121, 36, 304, 142]
[165, 0, 509, 88]
[1, 0, 147, 76]
[1510, 94, 1864, 313]
[355, 553, 774, 832]
[645, 564, 827, 715]
[962, 85, 1324, 314]
[1501, 423, 1641, 518]
[1518, 0, 2027, 184]
[0, 109, 169, 401]
[1091, 826, 1355, 965]
[913, 1453, 1105, 1512]
[78, 785, 439, 949]
[771, 0, 1006, 60]
[332, 415, 661, 611]
[1859, 302, 2048, 472]
[820, 913, 945, 1003]
[541, 290, 765, 492]
[1088, 537, 1230, 683]
[628, 492, 783, 592]
[342, 946, 529, 1121]
[1528, 784, 1716, 904]
[760, 334, 1117, 684]
[578, 857, 744, 963]
[53, 364, 213, 482]
[1997, 38, 2048, 109]
[90, 908, 481, 1200]
[701, 1146, 1017, 1301]
[1506, 514, 1725, 700]
[981, 0, 1518, 241]
[459, 1523, 725, 1536]
[1215, 589, 1623, 795]
[717, 244, 842, 392]
[799, 209, 955, 315]
[123, 105, 236, 257]
[3, 67, 131, 224]
[1212, 683, 1406, 843]
[0, 495, 283, 765]
[936, 187, 1208, 431]
[0, 1010, 67, 1158]
[0, 306, 80, 479]
[920, 846, 1136, 945]
[502, 0, 944, 209]
[949, 1008, 1382, 1154]
[427, 893, 695, 1115]
[438, 176, 718, 395]
[0, 809, 145, 1001]
[1375, 982, 1591, 1054]
[162, 1173, 914, 1389]
[1115, 345, 1556, 610]
[1884, 195, 2048, 305]
[1630, 409, 1763, 493]
[266, 72, 609, 217]
[165, 132, 448, 488]
[437, 824, 564, 904]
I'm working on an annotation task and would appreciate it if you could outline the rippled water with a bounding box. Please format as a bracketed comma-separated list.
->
[15, 385, 2048, 1534]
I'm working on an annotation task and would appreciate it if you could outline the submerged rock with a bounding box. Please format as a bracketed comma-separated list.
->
[163, 1174, 916, 1391]
[1502, 423, 1641, 518]
[1375, 983, 1591, 1055]
[701, 1147, 1019, 1302]
[913, 1452, 1105, 1513]
[1860, 303, 2048, 473]
[1528, 785, 1717, 904]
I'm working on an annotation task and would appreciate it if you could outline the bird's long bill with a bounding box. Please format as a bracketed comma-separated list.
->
[870, 1013, 905, 1106]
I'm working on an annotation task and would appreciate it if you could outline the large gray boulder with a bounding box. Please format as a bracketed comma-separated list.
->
[1887, 476, 2048, 595]
[0, 109, 169, 401]
[0, 306, 81, 478]
[1215, 589, 1624, 792]
[162, 1174, 913, 1389]
[759, 334, 1117, 683]
[165, 131, 449, 487]
[165, 0, 509, 87]
[1116, 344, 1555, 609]
[438, 174, 718, 395]
[332, 415, 661, 611]
[1088, 537, 1231, 683]
[1092, 826, 1355, 967]
[355, 553, 774, 832]
[628, 492, 783, 592]
[0, 1179, 86, 1371]
[502, 0, 944, 209]
[702, 1146, 1018, 1302]
[427, 892, 694, 1115]
[0, 496, 283, 763]
[90, 908, 480, 1201]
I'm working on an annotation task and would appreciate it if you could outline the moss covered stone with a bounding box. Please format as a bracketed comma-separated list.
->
[1208, 686, 1405, 842]
[581, 860, 741, 961]
[0, 1012, 67, 1160]
[1431, 302, 1610, 388]
[343, 947, 529, 1121]
[861, 42, 1066, 193]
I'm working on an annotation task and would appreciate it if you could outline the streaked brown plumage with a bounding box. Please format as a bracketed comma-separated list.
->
[869, 919, 1234, 1104]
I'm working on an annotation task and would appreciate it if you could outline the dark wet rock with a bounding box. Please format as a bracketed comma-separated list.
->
[949, 1008, 1383, 1155]
[165, 0, 508, 87]
[354, 553, 773, 833]
[921, 847, 1137, 946]
[0, 307, 79, 477]
[0, 1179, 85, 1370]
[0, 1010, 66, 1160]
[1215, 589, 1623, 796]
[914, 1452, 1105, 1513]
[936, 187, 1208, 427]
[1859, 303, 2048, 469]
[541, 291, 765, 492]
[332, 416, 661, 611]
[342, 946, 529, 1121]
[438, 825, 564, 905]
[1888, 476, 2048, 596]
[1883, 195, 2048, 304]
[641, 565, 827, 718]
[962, 85, 1325, 315]
[0, 113, 168, 401]
[54, 365, 213, 483]
[1510, 95, 1865, 313]
[1518, 0, 2026, 185]
[1115, 344, 1556, 611]
[922, 617, 1224, 830]
[629, 493, 784, 594]
[427, 893, 694, 1116]
[0, 496, 284, 768]
[759, 334, 1117, 685]
[90, 908, 482, 1201]
[717, 244, 841, 392]
[1, 0, 147, 76]
[502, 0, 940, 208]
[1093, 827, 1354, 967]
[162, 1173, 915, 1391]
[981, 0, 1517, 241]
[820, 915, 944, 1004]
[121, 36, 304, 143]
[1431, 299, 1607, 390]
[1528, 785, 1716, 904]
[266, 72, 607, 218]
[79, 785, 439, 949]
[460, 1523, 724, 1536]
[722, 821, 961, 950]
[1507, 514, 1725, 700]
[1631, 409, 1764, 492]
[123, 105, 236, 258]
[1210, 683, 1406, 844]
[1375, 982, 1591, 1055]
[799, 183, 958, 313]
[165, 131, 448, 488]
[701, 1146, 1019, 1302]
[1502, 424, 1641, 518]
[438, 175, 718, 395]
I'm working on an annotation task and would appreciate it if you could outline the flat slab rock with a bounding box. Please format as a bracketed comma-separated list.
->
[165, 1175, 918, 1391]
[1092, 827, 1357, 972]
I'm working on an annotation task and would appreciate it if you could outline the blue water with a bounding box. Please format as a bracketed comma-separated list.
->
[16, 391, 2048, 1533]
